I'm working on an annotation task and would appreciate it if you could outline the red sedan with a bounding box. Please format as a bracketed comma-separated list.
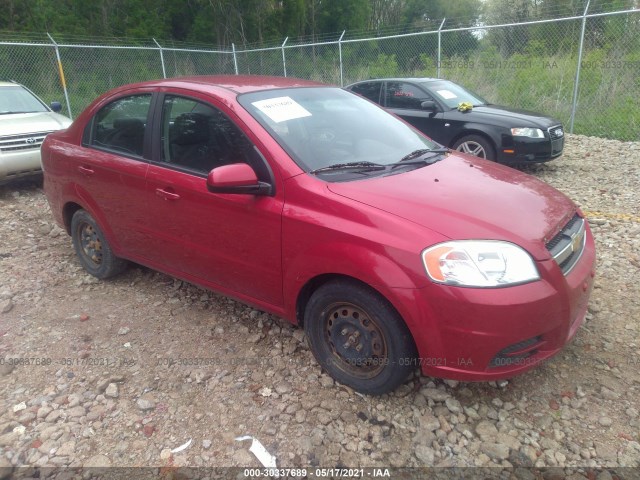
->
[42, 76, 595, 394]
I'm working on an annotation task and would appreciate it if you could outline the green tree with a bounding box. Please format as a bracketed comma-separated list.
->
[281, 0, 306, 38]
[319, 0, 370, 34]
[369, 0, 405, 30]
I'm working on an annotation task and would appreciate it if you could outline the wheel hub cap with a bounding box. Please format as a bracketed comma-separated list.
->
[456, 141, 487, 158]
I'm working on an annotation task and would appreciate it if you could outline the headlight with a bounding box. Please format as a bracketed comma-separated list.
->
[511, 127, 544, 138]
[422, 241, 540, 287]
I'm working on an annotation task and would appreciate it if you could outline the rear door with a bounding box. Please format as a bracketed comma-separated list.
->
[142, 93, 284, 306]
[76, 93, 153, 258]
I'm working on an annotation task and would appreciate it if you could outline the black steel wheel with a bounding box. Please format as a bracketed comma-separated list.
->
[71, 209, 127, 279]
[304, 280, 417, 395]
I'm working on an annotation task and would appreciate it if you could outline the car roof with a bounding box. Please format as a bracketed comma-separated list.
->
[119, 75, 329, 95]
[0, 81, 20, 87]
[349, 77, 442, 85]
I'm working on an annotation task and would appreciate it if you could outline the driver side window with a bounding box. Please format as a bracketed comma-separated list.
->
[161, 95, 257, 174]
[385, 82, 433, 110]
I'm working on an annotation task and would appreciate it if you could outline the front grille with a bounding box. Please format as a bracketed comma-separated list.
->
[548, 125, 565, 156]
[546, 213, 585, 275]
[0, 131, 52, 152]
[488, 336, 543, 368]
[548, 125, 564, 140]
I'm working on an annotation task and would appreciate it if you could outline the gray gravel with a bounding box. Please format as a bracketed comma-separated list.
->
[0, 134, 639, 476]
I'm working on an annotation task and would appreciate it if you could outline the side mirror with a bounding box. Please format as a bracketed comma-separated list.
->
[206, 163, 273, 196]
[50, 101, 62, 113]
[420, 100, 437, 111]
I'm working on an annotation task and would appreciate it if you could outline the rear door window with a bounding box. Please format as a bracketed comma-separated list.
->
[350, 82, 382, 104]
[87, 95, 152, 157]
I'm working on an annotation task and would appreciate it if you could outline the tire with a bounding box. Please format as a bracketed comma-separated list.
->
[304, 280, 417, 395]
[453, 134, 496, 160]
[71, 209, 127, 279]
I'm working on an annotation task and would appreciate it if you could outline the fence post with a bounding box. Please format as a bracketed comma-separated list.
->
[338, 30, 346, 86]
[46, 33, 73, 120]
[282, 37, 289, 77]
[153, 38, 167, 78]
[570, 1, 590, 133]
[437, 19, 446, 79]
[232, 43, 239, 75]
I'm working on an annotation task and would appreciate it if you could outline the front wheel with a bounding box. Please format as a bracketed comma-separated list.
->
[304, 280, 417, 395]
[453, 134, 496, 160]
[71, 209, 128, 279]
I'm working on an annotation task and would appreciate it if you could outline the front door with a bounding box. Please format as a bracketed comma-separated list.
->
[384, 81, 449, 145]
[143, 93, 284, 306]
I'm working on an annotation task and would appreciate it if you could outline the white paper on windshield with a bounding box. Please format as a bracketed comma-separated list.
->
[437, 89, 457, 100]
[252, 96, 312, 123]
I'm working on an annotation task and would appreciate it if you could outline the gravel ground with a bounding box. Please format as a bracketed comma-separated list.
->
[0, 134, 639, 477]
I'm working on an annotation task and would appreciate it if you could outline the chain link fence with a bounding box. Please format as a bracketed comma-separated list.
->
[1, 7, 638, 140]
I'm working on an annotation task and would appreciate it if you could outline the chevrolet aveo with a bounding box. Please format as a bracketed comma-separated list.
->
[42, 76, 596, 395]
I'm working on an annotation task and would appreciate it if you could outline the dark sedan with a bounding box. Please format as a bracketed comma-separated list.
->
[346, 78, 564, 164]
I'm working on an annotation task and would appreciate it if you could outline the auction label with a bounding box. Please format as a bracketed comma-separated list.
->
[252, 96, 312, 123]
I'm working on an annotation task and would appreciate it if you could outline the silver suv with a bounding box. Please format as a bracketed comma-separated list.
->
[0, 81, 72, 184]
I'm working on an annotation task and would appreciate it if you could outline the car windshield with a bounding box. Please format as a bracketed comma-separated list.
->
[238, 87, 441, 175]
[0, 86, 48, 114]
[421, 80, 487, 109]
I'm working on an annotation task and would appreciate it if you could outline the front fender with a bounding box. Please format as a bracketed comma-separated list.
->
[453, 122, 502, 149]
[283, 240, 420, 320]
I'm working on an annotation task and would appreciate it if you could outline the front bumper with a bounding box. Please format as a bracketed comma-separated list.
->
[0, 149, 43, 184]
[390, 224, 595, 381]
[497, 127, 565, 164]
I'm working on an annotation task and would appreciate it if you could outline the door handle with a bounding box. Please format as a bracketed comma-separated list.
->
[77, 165, 95, 176]
[155, 188, 180, 201]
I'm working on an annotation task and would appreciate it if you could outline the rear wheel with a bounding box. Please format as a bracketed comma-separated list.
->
[453, 134, 496, 160]
[304, 280, 417, 395]
[71, 209, 127, 279]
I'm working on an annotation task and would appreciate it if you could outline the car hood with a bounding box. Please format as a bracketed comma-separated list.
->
[1, 111, 72, 136]
[459, 105, 561, 129]
[326, 155, 576, 260]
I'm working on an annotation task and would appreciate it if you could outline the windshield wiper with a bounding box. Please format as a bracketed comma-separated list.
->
[396, 148, 449, 163]
[309, 161, 386, 174]
[391, 148, 449, 169]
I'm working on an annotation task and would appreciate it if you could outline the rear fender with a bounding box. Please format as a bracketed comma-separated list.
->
[62, 183, 123, 255]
